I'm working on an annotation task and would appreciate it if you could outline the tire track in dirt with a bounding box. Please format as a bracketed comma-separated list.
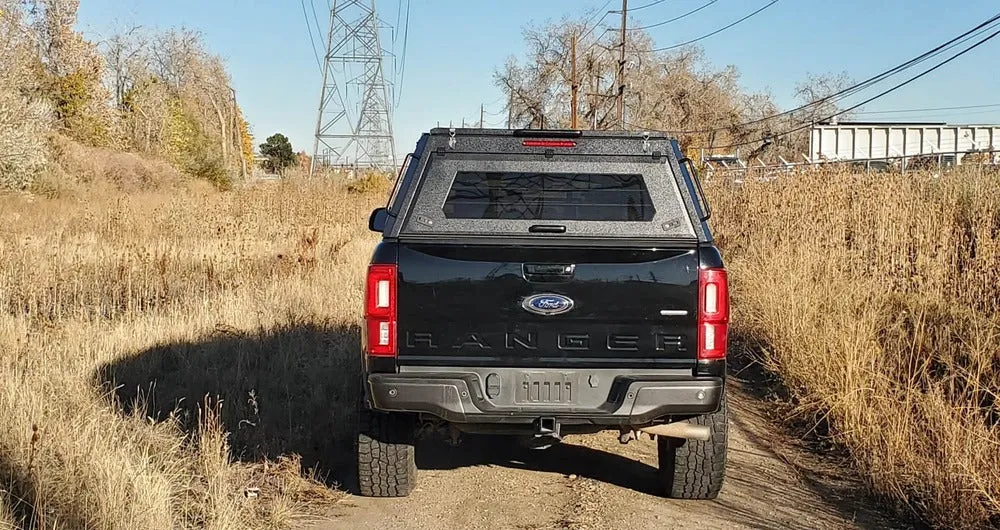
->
[304, 381, 906, 530]
[317, 445, 576, 529]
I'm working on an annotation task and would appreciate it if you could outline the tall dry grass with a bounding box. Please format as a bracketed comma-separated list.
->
[6, 160, 998, 528]
[709, 168, 1000, 529]
[0, 176, 381, 528]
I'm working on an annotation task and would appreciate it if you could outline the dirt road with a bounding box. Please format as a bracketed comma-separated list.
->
[304, 381, 904, 530]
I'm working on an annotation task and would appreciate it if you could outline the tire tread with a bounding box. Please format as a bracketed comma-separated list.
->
[657, 393, 728, 499]
[357, 411, 417, 497]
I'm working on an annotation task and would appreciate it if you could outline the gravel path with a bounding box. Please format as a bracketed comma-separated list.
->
[302, 380, 905, 530]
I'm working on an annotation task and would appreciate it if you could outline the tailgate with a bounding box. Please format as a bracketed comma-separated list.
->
[396, 244, 698, 369]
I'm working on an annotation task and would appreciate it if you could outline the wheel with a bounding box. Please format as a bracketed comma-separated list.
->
[657, 393, 728, 499]
[357, 410, 417, 497]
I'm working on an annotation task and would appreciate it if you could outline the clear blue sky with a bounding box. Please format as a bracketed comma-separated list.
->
[77, 0, 1000, 158]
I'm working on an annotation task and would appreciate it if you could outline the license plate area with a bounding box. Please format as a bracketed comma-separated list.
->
[516, 371, 578, 404]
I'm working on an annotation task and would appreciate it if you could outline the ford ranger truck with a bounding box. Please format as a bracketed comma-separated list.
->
[359, 128, 729, 500]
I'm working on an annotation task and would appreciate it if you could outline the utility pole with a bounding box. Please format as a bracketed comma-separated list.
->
[591, 53, 600, 129]
[570, 33, 579, 129]
[480, 103, 485, 128]
[616, 0, 628, 130]
[506, 90, 513, 128]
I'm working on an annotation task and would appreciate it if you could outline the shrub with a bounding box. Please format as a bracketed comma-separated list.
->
[0, 94, 52, 190]
[0, 1, 52, 190]
[34, 134, 185, 196]
[187, 148, 231, 191]
[162, 99, 232, 189]
[44, 68, 115, 147]
[346, 170, 393, 196]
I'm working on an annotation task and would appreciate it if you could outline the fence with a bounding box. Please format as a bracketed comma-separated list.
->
[703, 148, 1000, 184]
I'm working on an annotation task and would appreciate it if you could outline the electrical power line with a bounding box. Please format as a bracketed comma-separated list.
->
[616, 0, 668, 12]
[486, 117, 509, 128]
[647, 0, 780, 52]
[584, 0, 616, 29]
[854, 103, 1000, 115]
[394, 0, 404, 42]
[750, 13, 1000, 126]
[580, 25, 616, 59]
[849, 109, 1000, 123]
[308, 0, 325, 44]
[692, 25, 1000, 150]
[630, 0, 718, 31]
[628, 12, 1000, 135]
[482, 106, 508, 117]
[575, 1, 622, 74]
[394, 0, 411, 107]
[579, 0, 616, 44]
[300, 0, 323, 73]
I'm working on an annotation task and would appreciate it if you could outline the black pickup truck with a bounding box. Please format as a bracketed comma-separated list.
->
[359, 128, 729, 500]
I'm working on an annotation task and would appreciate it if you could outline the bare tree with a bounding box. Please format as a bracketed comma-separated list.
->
[102, 22, 147, 110]
[29, 0, 98, 76]
[0, 0, 252, 187]
[150, 28, 202, 90]
[104, 25, 248, 177]
[495, 19, 777, 154]
[794, 71, 855, 124]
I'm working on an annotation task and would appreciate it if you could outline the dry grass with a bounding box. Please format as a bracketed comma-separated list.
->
[708, 168, 1000, 529]
[0, 176, 381, 528]
[0, 489, 16, 529]
[5, 159, 998, 528]
[345, 170, 394, 196]
[28, 135, 194, 199]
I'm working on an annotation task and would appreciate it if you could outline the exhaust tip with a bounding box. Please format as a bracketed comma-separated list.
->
[640, 422, 712, 441]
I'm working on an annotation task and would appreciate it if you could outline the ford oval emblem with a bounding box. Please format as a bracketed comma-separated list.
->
[522, 293, 575, 316]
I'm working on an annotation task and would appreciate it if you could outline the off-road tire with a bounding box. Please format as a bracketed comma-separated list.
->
[657, 393, 728, 499]
[357, 410, 417, 497]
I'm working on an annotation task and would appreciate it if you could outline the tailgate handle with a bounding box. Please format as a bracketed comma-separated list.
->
[523, 263, 576, 280]
[528, 224, 566, 234]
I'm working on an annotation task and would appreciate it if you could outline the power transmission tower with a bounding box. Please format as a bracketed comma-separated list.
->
[311, 0, 397, 175]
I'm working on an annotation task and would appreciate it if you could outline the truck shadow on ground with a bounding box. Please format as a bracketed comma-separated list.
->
[410, 333, 915, 530]
[416, 434, 663, 494]
[95, 325, 914, 529]
[412, 424, 901, 530]
[96, 322, 363, 487]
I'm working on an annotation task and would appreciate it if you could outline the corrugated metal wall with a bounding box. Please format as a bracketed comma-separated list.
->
[810, 124, 1000, 163]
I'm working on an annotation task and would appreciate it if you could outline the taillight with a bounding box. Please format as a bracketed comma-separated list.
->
[697, 268, 729, 360]
[365, 264, 397, 357]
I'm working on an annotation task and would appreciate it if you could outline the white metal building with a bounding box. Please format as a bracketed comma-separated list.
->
[809, 121, 1000, 164]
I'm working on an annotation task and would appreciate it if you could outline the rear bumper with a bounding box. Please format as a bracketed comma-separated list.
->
[366, 367, 724, 426]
